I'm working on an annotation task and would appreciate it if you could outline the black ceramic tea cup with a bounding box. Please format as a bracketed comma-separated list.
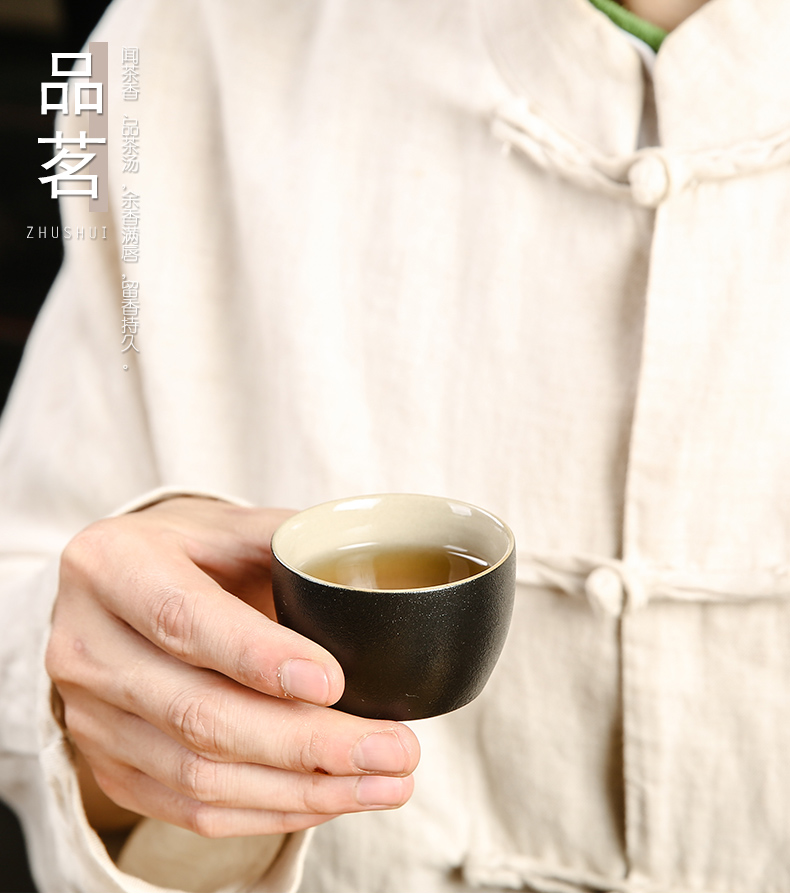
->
[270, 493, 516, 720]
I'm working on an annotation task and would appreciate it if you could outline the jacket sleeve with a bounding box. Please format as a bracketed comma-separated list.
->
[0, 133, 308, 894]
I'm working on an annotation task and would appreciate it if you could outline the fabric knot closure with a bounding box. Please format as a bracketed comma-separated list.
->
[584, 566, 625, 615]
[516, 552, 790, 618]
[516, 555, 651, 617]
[627, 153, 669, 207]
[492, 94, 790, 206]
[584, 563, 650, 616]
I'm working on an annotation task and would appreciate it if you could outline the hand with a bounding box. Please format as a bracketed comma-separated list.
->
[46, 497, 420, 838]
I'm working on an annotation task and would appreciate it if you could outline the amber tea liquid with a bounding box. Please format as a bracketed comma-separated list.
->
[302, 544, 489, 590]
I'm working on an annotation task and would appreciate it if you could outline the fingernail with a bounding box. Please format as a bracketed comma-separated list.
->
[352, 730, 409, 773]
[279, 659, 330, 704]
[356, 775, 408, 807]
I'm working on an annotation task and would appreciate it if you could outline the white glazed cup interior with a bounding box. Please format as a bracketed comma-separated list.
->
[271, 493, 515, 591]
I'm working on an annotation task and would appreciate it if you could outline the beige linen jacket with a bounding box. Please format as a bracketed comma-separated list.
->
[2, 0, 790, 890]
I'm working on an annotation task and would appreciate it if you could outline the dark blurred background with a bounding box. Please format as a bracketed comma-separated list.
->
[0, 0, 113, 413]
[0, 2, 113, 888]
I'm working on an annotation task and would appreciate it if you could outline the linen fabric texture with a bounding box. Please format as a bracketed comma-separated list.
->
[2, 0, 790, 890]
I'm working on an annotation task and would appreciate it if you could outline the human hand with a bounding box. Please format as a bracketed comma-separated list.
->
[45, 497, 420, 837]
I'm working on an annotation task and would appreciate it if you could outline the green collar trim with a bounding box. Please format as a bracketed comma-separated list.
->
[588, 0, 668, 52]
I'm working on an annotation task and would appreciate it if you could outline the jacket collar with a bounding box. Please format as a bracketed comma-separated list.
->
[479, 0, 645, 156]
[655, 0, 790, 150]
[480, 0, 790, 151]
[479, 0, 790, 204]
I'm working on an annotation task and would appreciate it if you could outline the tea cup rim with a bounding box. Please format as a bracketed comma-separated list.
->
[270, 492, 516, 594]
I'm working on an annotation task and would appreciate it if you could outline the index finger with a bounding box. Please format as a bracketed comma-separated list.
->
[104, 546, 345, 706]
